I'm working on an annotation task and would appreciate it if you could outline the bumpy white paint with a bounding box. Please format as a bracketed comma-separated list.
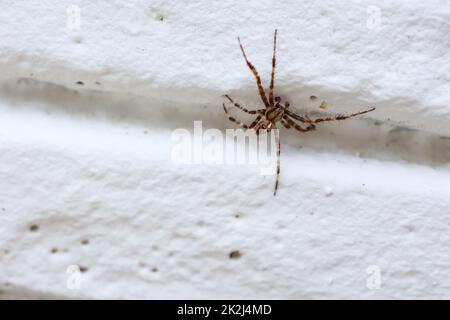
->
[0, 1, 450, 299]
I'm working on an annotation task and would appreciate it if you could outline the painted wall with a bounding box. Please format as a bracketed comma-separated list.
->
[0, 0, 449, 299]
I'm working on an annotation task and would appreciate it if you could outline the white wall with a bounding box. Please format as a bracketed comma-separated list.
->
[0, 0, 449, 299]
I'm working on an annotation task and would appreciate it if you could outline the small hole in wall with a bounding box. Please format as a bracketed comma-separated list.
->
[81, 239, 89, 245]
[29, 224, 39, 232]
[76, 81, 84, 86]
[234, 213, 241, 219]
[310, 95, 317, 101]
[196, 220, 206, 227]
[138, 262, 158, 273]
[50, 248, 58, 254]
[95, 81, 101, 85]
[229, 250, 242, 259]
[79, 266, 88, 273]
[159, 16, 164, 21]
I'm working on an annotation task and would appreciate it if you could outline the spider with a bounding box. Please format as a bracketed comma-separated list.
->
[223, 30, 375, 196]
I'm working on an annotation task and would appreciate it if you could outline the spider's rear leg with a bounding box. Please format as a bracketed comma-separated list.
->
[223, 103, 258, 129]
[283, 116, 316, 132]
[280, 118, 291, 129]
[273, 126, 281, 196]
[310, 107, 376, 124]
[284, 109, 311, 124]
[223, 95, 265, 115]
[249, 115, 263, 129]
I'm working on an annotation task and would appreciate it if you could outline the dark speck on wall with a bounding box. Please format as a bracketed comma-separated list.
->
[229, 250, 242, 259]
[79, 266, 88, 273]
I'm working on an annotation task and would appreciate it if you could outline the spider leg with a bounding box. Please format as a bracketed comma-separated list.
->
[238, 37, 270, 107]
[310, 107, 376, 124]
[283, 115, 316, 132]
[249, 115, 263, 129]
[273, 126, 281, 196]
[223, 103, 255, 129]
[223, 95, 265, 115]
[284, 109, 311, 124]
[269, 29, 277, 105]
[280, 118, 291, 129]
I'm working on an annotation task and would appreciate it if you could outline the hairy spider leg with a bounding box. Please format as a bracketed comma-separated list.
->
[269, 29, 278, 106]
[284, 109, 311, 124]
[273, 127, 281, 196]
[249, 115, 263, 128]
[238, 37, 270, 107]
[283, 116, 316, 132]
[223, 103, 259, 129]
[309, 107, 376, 124]
[280, 118, 291, 129]
[223, 95, 265, 115]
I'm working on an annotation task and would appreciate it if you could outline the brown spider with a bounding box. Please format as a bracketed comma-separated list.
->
[223, 30, 375, 196]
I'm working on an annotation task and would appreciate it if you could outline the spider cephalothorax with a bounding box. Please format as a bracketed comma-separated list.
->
[253, 97, 288, 131]
[223, 30, 375, 195]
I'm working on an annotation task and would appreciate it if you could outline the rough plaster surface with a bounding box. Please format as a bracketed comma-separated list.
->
[0, 1, 450, 299]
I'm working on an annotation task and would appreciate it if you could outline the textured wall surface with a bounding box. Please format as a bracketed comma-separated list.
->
[0, 1, 450, 299]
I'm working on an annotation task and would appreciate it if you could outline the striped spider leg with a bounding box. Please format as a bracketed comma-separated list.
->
[223, 30, 375, 195]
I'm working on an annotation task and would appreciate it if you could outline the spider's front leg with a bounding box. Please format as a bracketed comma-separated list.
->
[309, 107, 376, 124]
[238, 37, 270, 107]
